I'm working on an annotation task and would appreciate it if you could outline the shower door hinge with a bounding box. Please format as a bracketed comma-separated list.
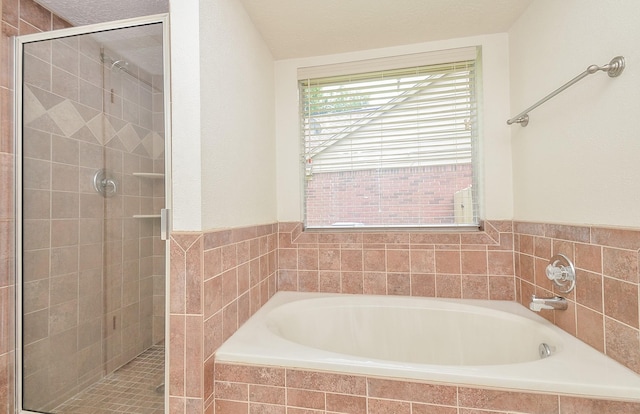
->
[160, 208, 170, 241]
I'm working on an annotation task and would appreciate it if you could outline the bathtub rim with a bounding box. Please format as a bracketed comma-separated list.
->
[215, 291, 640, 402]
[265, 294, 565, 366]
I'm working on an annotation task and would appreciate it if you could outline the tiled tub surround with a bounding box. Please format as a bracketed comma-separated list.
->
[513, 222, 640, 376]
[277, 220, 517, 300]
[213, 363, 640, 414]
[215, 291, 640, 401]
[168, 224, 278, 413]
[207, 220, 640, 414]
[277, 220, 640, 376]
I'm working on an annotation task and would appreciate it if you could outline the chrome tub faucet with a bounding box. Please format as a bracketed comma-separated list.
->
[529, 294, 568, 312]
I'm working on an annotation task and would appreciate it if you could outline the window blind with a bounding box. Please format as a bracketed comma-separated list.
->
[300, 56, 479, 228]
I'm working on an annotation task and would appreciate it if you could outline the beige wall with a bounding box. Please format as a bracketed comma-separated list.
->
[509, 0, 640, 227]
[170, 0, 277, 232]
[168, 0, 202, 231]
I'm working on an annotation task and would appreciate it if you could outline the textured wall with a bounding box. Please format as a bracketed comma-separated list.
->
[509, 0, 640, 227]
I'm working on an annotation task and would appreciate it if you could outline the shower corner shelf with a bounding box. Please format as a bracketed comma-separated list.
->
[133, 214, 161, 219]
[133, 172, 165, 179]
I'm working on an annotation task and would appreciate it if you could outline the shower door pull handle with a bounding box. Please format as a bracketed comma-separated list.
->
[160, 208, 170, 241]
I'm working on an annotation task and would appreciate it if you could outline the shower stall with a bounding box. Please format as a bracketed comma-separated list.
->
[15, 15, 171, 413]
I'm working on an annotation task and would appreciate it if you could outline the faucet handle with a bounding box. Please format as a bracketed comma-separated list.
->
[545, 254, 576, 293]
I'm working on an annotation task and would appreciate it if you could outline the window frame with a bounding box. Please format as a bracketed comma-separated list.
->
[298, 47, 483, 231]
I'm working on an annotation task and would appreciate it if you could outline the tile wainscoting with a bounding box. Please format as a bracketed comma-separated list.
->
[170, 220, 640, 413]
[276, 220, 516, 300]
[514, 222, 640, 375]
[168, 224, 278, 413]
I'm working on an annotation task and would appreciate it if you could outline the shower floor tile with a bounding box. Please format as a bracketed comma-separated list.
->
[52, 346, 165, 414]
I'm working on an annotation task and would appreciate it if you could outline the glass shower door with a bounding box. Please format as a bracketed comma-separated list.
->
[18, 16, 169, 414]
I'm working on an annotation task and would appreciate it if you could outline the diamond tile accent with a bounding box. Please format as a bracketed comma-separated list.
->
[119, 124, 141, 153]
[23, 87, 47, 125]
[142, 132, 154, 158]
[48, 100, 86, 137]
[71, 125, 100, 144]
[27, 113, 64, 136]
[71, 101, 100, 122]
[29, 85, 65, 110]
[86, 113, 105, 144]
[152, 132, 164, 159]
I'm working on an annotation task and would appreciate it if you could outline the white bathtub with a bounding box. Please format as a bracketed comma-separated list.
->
[215, 291, 640, 402]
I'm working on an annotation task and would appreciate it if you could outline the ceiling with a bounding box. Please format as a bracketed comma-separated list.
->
[34, 0, 169, 26]
[239, 0, 534, 59]
[33, 0, 533, 61]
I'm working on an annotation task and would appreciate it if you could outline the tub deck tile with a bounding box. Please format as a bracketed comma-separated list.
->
[458, 387, 559, 414]
[287, 388, 325, 410]
[214, 363, 285, 387]
[559, 396, 640, 414]
[367, 378, 457, 406]
[326, 393, 366, 414]
[367, 398, 411, 414]
[286, 369, 367, 395]
[412, 404, 457, 414]
[249, 384, 286, 405]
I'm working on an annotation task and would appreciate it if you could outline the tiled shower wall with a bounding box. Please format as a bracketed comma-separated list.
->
[0, 0, 164, 412]
[21, 33, 107, 411]
[100, 45, 166, 373]
[18, 9, 165, 413]
[1, 1, 75, 412]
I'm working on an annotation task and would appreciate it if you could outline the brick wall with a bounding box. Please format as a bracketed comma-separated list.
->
[305, 164, 472, 227]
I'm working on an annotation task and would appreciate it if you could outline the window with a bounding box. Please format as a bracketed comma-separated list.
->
[299, 48, 480, 229]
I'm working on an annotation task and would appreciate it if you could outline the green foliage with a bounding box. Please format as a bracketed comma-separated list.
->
[304, 86, 368, 116]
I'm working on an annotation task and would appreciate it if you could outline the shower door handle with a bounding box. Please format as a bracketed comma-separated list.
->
[160, 208, 170, 241]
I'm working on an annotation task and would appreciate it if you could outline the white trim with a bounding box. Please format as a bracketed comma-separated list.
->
[15, 13, 169, 43]
[297, 46, 478, 80]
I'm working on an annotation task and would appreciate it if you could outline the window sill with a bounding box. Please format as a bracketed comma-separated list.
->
[303, 223, 482, 233]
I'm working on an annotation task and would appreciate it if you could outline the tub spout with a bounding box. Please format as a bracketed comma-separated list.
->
[529, 295, 567, 312]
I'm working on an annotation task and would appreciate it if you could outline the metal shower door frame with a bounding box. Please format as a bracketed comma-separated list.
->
[14, 13, 172, 414]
